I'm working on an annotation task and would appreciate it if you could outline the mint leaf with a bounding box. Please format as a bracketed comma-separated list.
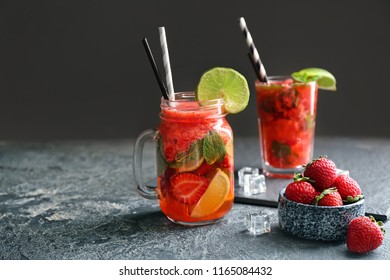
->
[272, 141, 291, 160]
[169, 139, 203, 168]
[291, 68, 336, 90]
[292, 72, 320, 83]
[203, 130, 226, 165]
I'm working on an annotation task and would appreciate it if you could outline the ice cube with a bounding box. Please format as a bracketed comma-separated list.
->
[238, 167, 259, 187]
[246, 212, 271, 235]
[244, 174, 266, 195]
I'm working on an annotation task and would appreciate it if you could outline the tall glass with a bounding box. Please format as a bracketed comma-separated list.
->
[255, 77, 318, 178]
[133, 92, 234, 225]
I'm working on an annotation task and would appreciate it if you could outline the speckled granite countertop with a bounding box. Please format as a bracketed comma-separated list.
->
[0, 137, 389, 260]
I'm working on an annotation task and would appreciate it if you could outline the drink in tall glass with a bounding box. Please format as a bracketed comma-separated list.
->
[255, 77, 318, 178]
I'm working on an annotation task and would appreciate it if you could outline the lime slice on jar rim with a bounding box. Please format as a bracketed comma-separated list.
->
[196, 67, 250, 114]
[291, 68, 337, 91]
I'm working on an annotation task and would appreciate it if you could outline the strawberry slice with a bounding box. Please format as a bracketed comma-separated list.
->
[170, 173, 209, 204]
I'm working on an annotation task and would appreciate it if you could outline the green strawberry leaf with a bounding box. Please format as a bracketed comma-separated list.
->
[343, 194, 364, 204]
[369, 216, 386, 235]
[315, 187, 337, 205]
[203, 130, 226, 165]
[293, 172, 312, 183]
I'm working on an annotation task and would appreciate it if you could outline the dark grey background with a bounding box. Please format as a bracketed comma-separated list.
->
[1, 0, 389, 140]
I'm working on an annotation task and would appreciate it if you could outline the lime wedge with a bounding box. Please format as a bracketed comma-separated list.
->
[196, 67, 250, 114]
[178, 157, 204, 173]
[292, 68, 337, 91]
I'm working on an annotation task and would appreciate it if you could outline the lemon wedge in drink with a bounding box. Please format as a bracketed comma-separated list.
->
[196, 67, 250, 114]
[190, 169, 230, 218]
[292, 68, 337, 91]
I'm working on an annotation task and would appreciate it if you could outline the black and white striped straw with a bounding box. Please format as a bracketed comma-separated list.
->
[239, 17, 268, 83]
[158, 27, 175, 100]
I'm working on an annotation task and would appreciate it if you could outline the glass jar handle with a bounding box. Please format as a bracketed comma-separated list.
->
[133, 129, 158, 200]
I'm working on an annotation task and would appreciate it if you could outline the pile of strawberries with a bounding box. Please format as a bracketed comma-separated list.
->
[285, 156, 385, 254]
[285, 156, 364, 206]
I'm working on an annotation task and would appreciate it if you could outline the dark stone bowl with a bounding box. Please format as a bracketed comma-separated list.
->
[278, 187, 365, 241]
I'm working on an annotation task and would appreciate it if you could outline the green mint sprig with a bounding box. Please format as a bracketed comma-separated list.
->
[291, 68, 337, 91]
[203, 130, 226, 165]
[291, 72, 320, 83]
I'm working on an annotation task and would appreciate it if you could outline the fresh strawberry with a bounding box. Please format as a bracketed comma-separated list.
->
[169, 173, 208, 204]
[333, 174, 363, 202]
[285, 181, 317, 204]
[303, 156, 337, 192]
[347, 216, 385, 254]
[315, 187, 343, 206]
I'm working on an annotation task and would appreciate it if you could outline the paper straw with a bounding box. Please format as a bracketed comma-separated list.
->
[141, 37, 169, 100]
[248, 53, 262, 82]
[239, 17, 268, 82]
[158, 27, 175, 100]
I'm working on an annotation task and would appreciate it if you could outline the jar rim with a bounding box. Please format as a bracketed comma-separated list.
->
[160, 91, 226, 119]
[160, 91, 225, 111]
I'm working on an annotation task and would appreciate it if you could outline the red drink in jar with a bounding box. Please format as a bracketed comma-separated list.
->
[157, 92, 234, 225]
[134, 92, 234, 226]
[255, 77, 318, 178]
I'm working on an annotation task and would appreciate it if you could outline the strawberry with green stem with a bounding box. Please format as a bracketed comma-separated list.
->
[315, 187, 343, 206]
[347, 216, 385, 254]
[285, 174, 317, 204]
[303, 155, 337, 192]
[333, 174, 364, 203]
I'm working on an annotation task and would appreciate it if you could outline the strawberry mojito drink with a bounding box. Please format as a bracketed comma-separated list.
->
[238, 18, 336, 178]
[156, 92, 234, 225]
[134, 67, 250, 225]
[256, 77, 318, 178]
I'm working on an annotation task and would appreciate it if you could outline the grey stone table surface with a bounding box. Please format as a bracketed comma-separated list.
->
[0, 137, 389, 260]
